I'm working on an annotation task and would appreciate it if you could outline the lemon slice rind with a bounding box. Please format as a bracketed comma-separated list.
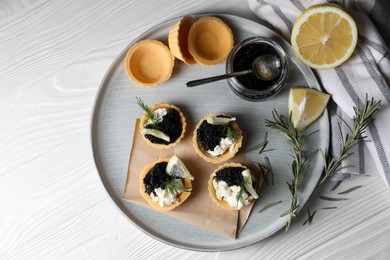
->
[291, 5, 358, 69]
[166, 155, 195, 180]
[206, 116, 236, 125]
[142, 128, 170, 142]
[242, 169, 258, 199]
[288, 88, 330, 131]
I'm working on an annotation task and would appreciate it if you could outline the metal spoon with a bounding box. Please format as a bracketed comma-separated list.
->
[186, 54, 281, 87]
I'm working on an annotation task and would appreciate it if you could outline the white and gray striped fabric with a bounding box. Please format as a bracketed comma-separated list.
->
[248, 0, 390, 188]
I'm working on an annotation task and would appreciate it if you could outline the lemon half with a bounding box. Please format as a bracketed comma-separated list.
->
[288, 88, 330, 131]
[291, 5, 358, 69]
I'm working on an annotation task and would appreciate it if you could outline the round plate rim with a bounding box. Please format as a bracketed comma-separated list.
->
[90, 13, 330, 252]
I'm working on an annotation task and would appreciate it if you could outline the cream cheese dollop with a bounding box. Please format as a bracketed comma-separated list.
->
[212, 173, 250, 210]
[207, 137, 236, 157]
[150, 179, 183, 207]
[144, 108, 167, 126]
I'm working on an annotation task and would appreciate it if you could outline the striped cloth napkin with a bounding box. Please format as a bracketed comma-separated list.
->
[248, 0, 390, 188]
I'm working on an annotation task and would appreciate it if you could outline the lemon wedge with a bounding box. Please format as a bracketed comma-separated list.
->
[166, 155, 194, 180]
[142, 128, 170, 142]
[241, 169, 258, 199]
[288, 88, 330, 131]
[291, 5, 358, 69]
[206, 116, 236, 125]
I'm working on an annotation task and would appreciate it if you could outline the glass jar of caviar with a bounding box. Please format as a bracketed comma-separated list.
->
[226, 37, 288, 101]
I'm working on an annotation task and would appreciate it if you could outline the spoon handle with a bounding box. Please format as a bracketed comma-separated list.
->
[186, 69, 252, 87]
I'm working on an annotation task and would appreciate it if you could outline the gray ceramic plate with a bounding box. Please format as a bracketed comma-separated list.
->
[90, 14, 329, 251]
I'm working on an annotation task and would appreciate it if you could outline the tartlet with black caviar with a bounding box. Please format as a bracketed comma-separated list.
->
[193, 113, 243, 163]
[138, 99, 186, 149]
[208, 162, 258, 210]
[140, 156, 193, 211]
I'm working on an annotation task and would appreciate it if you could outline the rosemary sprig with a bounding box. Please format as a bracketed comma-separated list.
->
[266, 110, 316, 232]
[164, 179, 191, 195]
[320, 96, 381, 184]
[136, 97, 159, 128]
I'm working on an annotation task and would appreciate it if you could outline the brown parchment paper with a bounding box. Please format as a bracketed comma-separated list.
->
[123, 119, 265, 239]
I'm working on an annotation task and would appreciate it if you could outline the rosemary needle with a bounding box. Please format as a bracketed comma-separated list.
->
[337, 185, 362, 195]
[302, 209, 316, 226]
[330, 180, 343, 191]
[258, 200, 282, 213]
[319, 195, 348, 201]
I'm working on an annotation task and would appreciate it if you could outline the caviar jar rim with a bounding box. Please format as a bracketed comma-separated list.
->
[226, 36, 289, 101]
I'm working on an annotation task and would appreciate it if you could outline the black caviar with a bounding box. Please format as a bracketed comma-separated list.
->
[144, 108, 182, 145]
[197, 117, 230, 151]
[215, 167, 245, 186]
[233, 42, 281, 90]
[143, 162, 172, 194]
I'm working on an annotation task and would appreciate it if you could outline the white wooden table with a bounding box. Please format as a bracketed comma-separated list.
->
[1, 0, 390, 259]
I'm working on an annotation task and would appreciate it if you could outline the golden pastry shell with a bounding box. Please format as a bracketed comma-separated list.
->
[188, 16, 234, 66]
[125, 39, 174, 87]
[168, 15, 197, 65]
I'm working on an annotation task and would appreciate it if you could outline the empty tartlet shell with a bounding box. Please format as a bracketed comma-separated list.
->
[140, 103, 186, 149]
[188, 16, 234, 66]
[125, 39, 174, 87]
[208, 162, 256, 211]
[139, 157, 192, 211]
[193, 113, 243, 163]
[168, 15, 197, 65]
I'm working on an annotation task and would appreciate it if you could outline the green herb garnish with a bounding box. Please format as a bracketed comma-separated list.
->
[227, 126, 237, 141]
[164, 179, 191, 195]
[235, 179, 252, 206]
[320, 96, 381, 184]
[136, 97, 159, 128]
[235, 185, 245, 206]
